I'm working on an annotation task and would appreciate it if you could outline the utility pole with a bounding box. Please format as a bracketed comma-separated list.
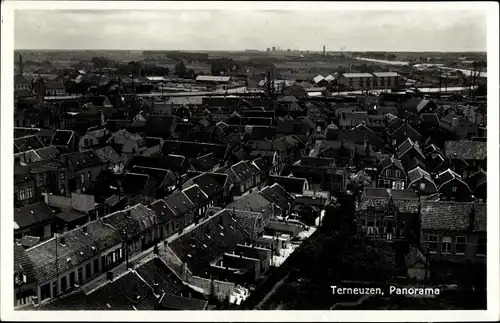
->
[55, 233, 59, 298]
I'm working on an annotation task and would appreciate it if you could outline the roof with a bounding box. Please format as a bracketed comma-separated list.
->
[435, 169, 471, 191]
[93, 145, 123, 164]
[228, 161, 254, 182]
[357, 188, 419, 213]
[183, 184, 209, 208]
[51, 130, 75, 146]
[372, 72, 399, 77]
[259, 183, 294, 211]
[395, 138, 425, 159]
[14, 202, 55, 230]
[164, 191, 195, 217]
[313, 75, 325, 84]
[190, 153, 220, 172]
[65, 151, 104, 171]
[55, 209, 88, 223]
[195, 75, 231, 82]
[105, 204, 158, 237]
[122, 173, 151, 195]
[421, 202, 486, 232]
[189, 172, 224, 198]
[267, 175, 307, 194]
[402, 97, 434, 113]
[444, 141, 487, 160]
[342, 73, 373, 78]
[379, 157, 405, 173]
[17, 235, 41, 248]
[158, 294, 208, 310]
[14, 135, 44, 153]
[134, 257, 185, 296]
[26, 218, 122, 282]
[405, 247, 427, 268]
[408, 166, 435, 185]
[227, 192, 276, 221]
[468, 170, 487, 191]
[169, 209, 249, 275]
[14, 243, 37, 283]
[149, 199, 177, 223]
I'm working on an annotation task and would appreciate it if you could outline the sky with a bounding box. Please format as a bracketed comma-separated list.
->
[14, 10, 487, 51]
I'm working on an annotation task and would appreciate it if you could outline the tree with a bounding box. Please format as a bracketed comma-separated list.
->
[175, 60, 187, 77]
[91, 56, 113, 69]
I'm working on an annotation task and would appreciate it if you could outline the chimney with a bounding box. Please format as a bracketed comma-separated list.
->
[153, 279, 160, 295]
[452, 117, 459, 128]
[19, 54, 24, 76]
[82, 226, 88, 235]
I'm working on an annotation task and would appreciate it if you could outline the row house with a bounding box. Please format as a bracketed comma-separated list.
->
[183, 172, 226, 207]
[390, 122, 422, 148]
[51, 130, 79, 154]
[259, 183, 295, 217]
[225, 160, 264, 199]
[377, 157, 407, 190]
[267, 175, 309, 196]
[164, 191, 196, 232]
[395, 138, 426, 171]
[356, 188, 420, 243]
[14, 202, 56, 241]
[421, 202, 486, 265]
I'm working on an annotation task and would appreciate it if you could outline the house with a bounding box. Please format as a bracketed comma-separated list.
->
[149, 199, 179, 239]
[356, 188, 420, 242]
[144, 115, 179, 139]
[402, 97, 438, 115]
[15, 75, 33, 91]
[107, 129, 147, 162]
[405, 247, 430, 281]
[14, 135, 44, 154]
[15, 173, 38, 206]
[372, 72, 402, 89]
[267, 175, 309, 196]
[444, 141, 487, 174]
[421, 202, 486, 264]
[226, 161, 261, 198]
[395, 138, 426, 170]
[227, 191, 278, 224]
[92, 145, 124, 171]
[121, 172, 157, 199]
[129, 165, 177, 198]
[338, 111, 368, 129]
[51, 130, 79, 154]
[407, 167, 437, 195]
[164, 190, 196, 231]
[183, 184, 210, 222]
[182, 172, 225, 207]
[259, 183, 295, 217]
[63, 151, 105, 194]
[390, 122, 421, 147]
[14, 243, 38, 306]
[468, 170, 487, 202]
[14, 202, 56, 241]
[326, 128, 385, 150]
[435, 169, 473, 202]
[377, 157, 407, 190]
[79, 128, 109, 151]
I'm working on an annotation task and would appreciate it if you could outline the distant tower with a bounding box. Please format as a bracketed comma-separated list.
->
[272, 46, 276, 52]
[323, 45, 326, 56]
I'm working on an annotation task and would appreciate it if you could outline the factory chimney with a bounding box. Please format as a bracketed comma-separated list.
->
[323, 45, 326, 56]
[19, 54, 24, 76]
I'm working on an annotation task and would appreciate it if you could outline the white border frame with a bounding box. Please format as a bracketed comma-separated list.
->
[1, 1, 499, 321]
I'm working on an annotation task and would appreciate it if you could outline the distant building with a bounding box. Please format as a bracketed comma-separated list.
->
[337, 73, 374, 90]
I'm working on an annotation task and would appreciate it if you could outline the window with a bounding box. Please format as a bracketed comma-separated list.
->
[452, 186, 458, 192]
[19, 189, 25, 201]
[60, 172, 65, 180]
[450, 196, 456, 201]
[69, 272, 75, 287]
[385, 170, 390, 177]
[60, 276, 68, 291]
[93, 259, 99, 274]
[477, 237, 486, 256]
[442, 236, 452, 254]
[383, 180, 390, 188]
[358, 79, 363, 87]
[420, 182, 426, 190]
[373, 79, 378, 86]
[37, 174, 43, 186]
[40, 283, 51, 301]
[387, 77, 392, 87]
[349, 79, 353, 87]
[80, 173, 85, 185]
[455, 236, 466, 255]
[88, 171, 91, 180]
[427, 234, 438, 253]
[85, 263, 91, 278]
[78, 268, 83, 284]
[27, 187, 33, 199]
[380, 77, 385, 86]
[395, 170, 401, 178]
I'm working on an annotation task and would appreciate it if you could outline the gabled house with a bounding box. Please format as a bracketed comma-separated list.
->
[377, 157, 407, 190]
[79, 128, 109, 151]
[226, 160, 261, 198]
[182, 172, 225, 207]
[435, 169, 473, 202]
[390, 122, 422, 147]
[129, 165, 177, 198]
[421, 202, 486, 264]
[407, 166, 437, 195]
[182, 184, 210, 222]
[107, 129, 147, 162]
[63, 151, 105, 194]
[395, 138, 426, 171]
[467, 170, 487, 203]
[121, 172, 157, 199]
[267, 175, 309, 196]
[164, 191, 196, 231]
[402, 97, 438, 115]
[14, 202, 56, 241]
[259, 183, 295, 217]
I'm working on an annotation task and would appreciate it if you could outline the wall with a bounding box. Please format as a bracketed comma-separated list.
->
[421, 230, 486, 264]
[407, 267, 428, 281]
[223, 253, 261, 281]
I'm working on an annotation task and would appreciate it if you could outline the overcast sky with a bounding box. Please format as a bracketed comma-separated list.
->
[15, 10, 487, 51]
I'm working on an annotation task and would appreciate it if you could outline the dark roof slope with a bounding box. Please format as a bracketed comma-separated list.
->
[445, 141, 487, 160]
[421, 202, 486, 232]
[14, 202, 55, 230]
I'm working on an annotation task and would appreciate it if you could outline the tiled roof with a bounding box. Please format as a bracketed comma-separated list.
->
[435, 169, 470, 190]
[158, 294, 208, 310]
[169, 209, 249, 275]
[105, 204, 158, 237]
[229, 161, 254, 182]
[188, 172, 224, 198]
[408, 167, 435, 185]
[227, 192, 276, 221]
[149, 199, 177, 223]
[267, 175, 306, 194]
[190, 153, 220, 172]
[26, 219, 122, 282]
[379, 157, 404, 173]
[395, 138, 424, 159]
[259, 184, 294, 211]
[93, 146, 123, 165]
[183, 184, 209, 208]
[14, 202, 55, 230]
[444, 141, 487, 160]
[55, 209, 87, 223]
[252, 157, 272, 173]
[17, 235, 41, 248]
[135, 257, 185, 296]
[405, 247, 427, 268]
[14, 243, 37, 283]
[164, 191, 195, 217]
[65, 151, 104, 171]
[131, 166, 175, 189]
[357, 188, 419, 213]
[421, 202, 486, 232]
